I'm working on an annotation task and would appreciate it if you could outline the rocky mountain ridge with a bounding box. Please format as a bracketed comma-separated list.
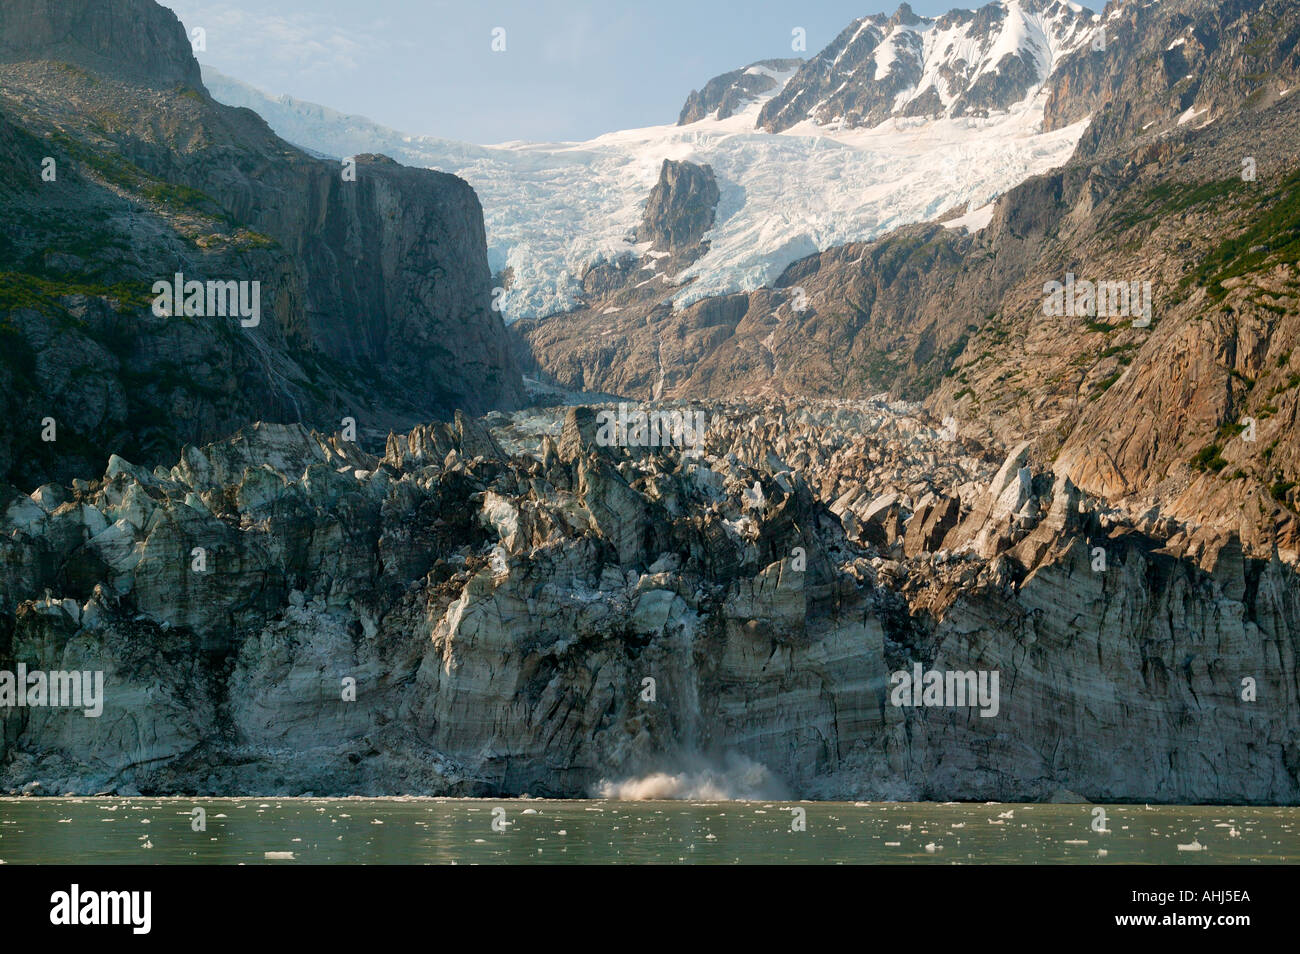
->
[678, 59, 803, 125]
[757, 0, 1097, 133]
[1045, 0, 1300, 156]
[0, 0, 523, 489]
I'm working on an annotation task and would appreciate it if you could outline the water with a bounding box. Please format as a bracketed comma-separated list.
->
[0, 799, 1296, 864]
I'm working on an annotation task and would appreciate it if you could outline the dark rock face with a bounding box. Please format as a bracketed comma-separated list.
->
[637, 159, 721, 255]
[0, 0, 522, 488]
[0, 0, 202, 88]
[757, 0, 1096, 133]
[677, 58, 803, 124]
[1043, 0, 1300, 158]
[903, 494, 961, 557]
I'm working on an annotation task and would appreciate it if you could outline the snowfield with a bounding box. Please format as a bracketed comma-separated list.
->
[206, 66, 1088, 322]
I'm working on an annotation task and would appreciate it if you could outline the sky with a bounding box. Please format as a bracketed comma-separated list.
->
[160, 1, 966, 144]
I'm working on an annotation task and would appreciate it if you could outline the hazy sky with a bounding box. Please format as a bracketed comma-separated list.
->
[160, 1, 965, 143]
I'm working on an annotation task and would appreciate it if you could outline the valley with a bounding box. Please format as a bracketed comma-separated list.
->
[0, 0, 1298, 805]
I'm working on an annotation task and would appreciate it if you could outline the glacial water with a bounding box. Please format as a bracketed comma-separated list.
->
[1, 799, 1297, 864]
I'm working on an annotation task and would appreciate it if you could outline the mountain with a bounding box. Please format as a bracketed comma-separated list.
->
[0, 0, 522, 488]
[522, 0, 1300, 561]
[678, 58, 804, 124]
[758, 0, 1098, 132]
[3, 0, 1300, 804]
[201, 42, 1087, 322]
[1045, 0, 1300, 152]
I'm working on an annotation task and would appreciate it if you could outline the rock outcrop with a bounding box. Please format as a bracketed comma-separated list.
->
[1043, 0, 1300, 157]
[678, 58, 802, 124]
[637, 159, 720, 256]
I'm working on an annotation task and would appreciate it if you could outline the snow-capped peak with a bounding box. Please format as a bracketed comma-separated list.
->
[201, 0, 1097, 324]
[759, 0, 1097, 132]
[677, 58, 802, 125]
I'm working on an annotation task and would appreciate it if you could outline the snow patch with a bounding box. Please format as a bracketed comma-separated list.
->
[943, 203, 996, 233]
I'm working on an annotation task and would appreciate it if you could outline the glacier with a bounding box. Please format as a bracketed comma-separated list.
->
[203, 12, 1091, 323]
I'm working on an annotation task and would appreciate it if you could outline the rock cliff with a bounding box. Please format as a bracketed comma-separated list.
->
[0, 0, 522, 489]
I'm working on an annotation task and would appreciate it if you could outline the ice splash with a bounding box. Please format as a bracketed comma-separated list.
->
[596, 754, 786, 801]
